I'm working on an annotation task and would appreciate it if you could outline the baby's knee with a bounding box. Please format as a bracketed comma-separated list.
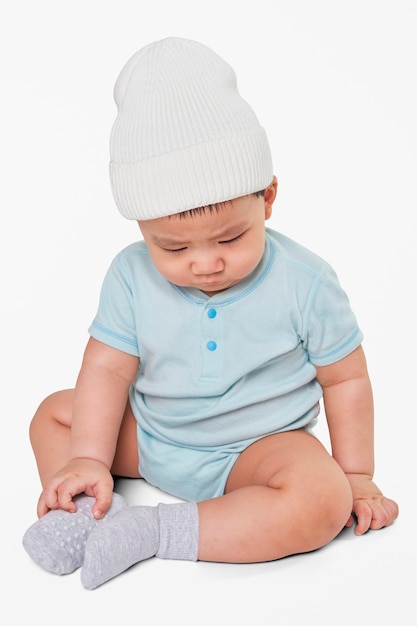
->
[29, 389, 74, 439]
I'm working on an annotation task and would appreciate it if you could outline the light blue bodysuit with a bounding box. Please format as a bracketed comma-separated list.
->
[89, 229, 363, 501]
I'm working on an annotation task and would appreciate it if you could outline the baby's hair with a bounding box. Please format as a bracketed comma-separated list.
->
[173, 190, 266, 220]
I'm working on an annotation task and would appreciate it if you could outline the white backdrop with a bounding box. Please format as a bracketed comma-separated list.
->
[1, 1, 415, 623]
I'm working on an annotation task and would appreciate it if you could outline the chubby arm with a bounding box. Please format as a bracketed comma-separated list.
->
[315, 346, 398, 534]
[40, 337, 139, 518]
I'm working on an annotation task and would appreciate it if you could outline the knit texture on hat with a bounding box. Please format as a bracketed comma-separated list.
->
[110, 37, 273, 220]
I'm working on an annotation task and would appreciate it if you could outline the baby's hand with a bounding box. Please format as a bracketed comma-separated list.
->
[37, 458, 114, 520]
[345, 473, 399, 535]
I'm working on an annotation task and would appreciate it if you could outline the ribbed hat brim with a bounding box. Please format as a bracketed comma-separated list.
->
[110, 127, 272, 220]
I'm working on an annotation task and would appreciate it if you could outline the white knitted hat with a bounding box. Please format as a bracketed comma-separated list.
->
[109, 37, 273, 220]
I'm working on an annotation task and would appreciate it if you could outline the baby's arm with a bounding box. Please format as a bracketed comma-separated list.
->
[39, 337, 139, 519]
[315, 345, 398, 534]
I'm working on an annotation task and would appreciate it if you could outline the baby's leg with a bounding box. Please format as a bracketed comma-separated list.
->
[24, 389, 140, 574]
[81, 501, 199, 589]
[198, 429, 353, 562]
[80, 430, 351, 589]
[29, 389, 75, 489]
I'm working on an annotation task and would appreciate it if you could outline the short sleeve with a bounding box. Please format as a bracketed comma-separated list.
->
[88, 254, 140, 357]
[302, 264, 363, 366]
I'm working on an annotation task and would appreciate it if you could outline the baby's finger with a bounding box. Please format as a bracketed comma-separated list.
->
[353, 500, 373, 535]
[91, 485, 114, 520]
[39, 484, 61, 514]
[385, 497, 400, 524]
[56, 487, 79, 513]
[370, 497, 399, 530]
[37, 492, 51, 518]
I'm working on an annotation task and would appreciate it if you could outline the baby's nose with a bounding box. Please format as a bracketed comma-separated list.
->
[191, 253, 224, 275]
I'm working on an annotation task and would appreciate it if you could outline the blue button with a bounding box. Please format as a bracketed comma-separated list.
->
[207, 308, 217, 319]
[206, 340, 217, 351]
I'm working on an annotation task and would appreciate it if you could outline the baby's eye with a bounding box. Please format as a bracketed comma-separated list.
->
[219, 233, 244, 245]
[164, 247, 187, 254]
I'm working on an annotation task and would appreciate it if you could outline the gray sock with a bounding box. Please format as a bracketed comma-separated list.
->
[81, 501, 199, 590]
[22, 492, 127, 575]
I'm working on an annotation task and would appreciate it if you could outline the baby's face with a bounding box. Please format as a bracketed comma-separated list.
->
[138, 190, 273, 296]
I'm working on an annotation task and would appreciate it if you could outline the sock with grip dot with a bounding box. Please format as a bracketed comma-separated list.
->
[22, 492, 128, 575]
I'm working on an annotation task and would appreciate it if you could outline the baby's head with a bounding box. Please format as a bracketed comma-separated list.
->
[109, 37, 274, 222]
[138, 181, 276, 295]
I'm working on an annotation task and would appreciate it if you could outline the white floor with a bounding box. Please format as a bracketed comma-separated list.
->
[2, 1, 416, 624]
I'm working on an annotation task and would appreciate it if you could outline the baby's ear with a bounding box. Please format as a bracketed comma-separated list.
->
[264, 176, 278, 219]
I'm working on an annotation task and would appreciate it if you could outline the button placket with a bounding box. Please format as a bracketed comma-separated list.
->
[206, 307, 218, 351]
[200, 305, 222, 378]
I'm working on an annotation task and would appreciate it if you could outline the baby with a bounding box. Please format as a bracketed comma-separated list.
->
[23, 37, 398, 589]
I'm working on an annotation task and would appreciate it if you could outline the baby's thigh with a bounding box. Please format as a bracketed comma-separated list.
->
[225, 430, 351, 505]
[223, 430, 353, 555]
